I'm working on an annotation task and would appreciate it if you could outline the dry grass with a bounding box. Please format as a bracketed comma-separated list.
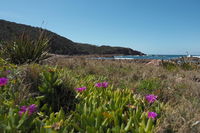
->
[41, 56, 200, 133]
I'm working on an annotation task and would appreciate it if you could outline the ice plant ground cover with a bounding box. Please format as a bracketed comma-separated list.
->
[145, 94, 158, 103]
[75, 86, 87, 92]
[0, 77, 8, 86]
[0, 58, 163, 133]
[1, 56, 200, 132]
[18, 104, 37, 116]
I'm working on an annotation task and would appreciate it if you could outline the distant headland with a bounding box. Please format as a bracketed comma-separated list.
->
[0, 19, 145, 56]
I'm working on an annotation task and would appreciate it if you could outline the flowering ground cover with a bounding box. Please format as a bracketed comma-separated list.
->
[0, 54, 200, 132]
[0, 58, 164, 132]
[43, 57, 200, 132]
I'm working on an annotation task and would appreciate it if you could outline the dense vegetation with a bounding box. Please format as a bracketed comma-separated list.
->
[0, 59, 164, 132]
[0, 19, 144, 55]
[1, 52, 200, 132]
[1, 20, 200, 132]
[44, 56, 200, 132]
[0, 32, 161, 132]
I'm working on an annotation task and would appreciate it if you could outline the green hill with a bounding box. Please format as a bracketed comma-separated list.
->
[0, 19, 144, 55]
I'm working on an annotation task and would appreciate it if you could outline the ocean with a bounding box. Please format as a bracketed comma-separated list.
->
[96, 55, 200, 60]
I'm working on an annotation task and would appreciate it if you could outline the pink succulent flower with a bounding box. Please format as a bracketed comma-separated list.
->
[19, 104, 37, 116]
[0, 77, 8, 87]
[75, 87, 87, 92]
[145, 94, 158, 103]
[148, 112, 158, 119]
[95, 83, 102, 88]
[102, 82, 108, 88]
[95, 82, 109, 88]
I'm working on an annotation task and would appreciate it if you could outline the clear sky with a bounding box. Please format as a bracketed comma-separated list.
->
[1, 0, 200, 54]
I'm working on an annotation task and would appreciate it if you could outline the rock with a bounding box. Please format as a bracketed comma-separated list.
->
[146, 60, 162, 66]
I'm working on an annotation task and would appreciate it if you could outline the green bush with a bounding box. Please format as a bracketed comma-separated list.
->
[161, 61, 178, 71]
[137, 78, 161, 93]
[180, 62, 195, 70]
[1, 31, 50, 64]
[37, 68, 77, 113]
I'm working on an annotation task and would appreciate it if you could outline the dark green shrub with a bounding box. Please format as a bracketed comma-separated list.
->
[180, 62, 195, 70]
[1, 31, 50, 64]
[37, 69, 77, 113]
[161, 61, 178, 71]
[137, 78, 161, 93]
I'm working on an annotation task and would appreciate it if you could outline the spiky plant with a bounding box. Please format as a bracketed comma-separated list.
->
[1, 31, 50, 64]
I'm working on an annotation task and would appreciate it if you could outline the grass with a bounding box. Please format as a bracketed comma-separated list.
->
[42, 56, 200, 132]
[0, 51, 200, 132]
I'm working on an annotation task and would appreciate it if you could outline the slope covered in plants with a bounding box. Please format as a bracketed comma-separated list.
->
[0, 19, 144, 55]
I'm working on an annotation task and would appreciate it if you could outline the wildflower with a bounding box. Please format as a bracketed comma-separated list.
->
[28, 104, 37, 113]
[95, 82, 109, 88]
[95, 83, 102, 87]
[102, 82, 108, 88]
[19, 104, 37, 116]
[0, 77, 8, 87]
[145, 94, 158, 103]
[148, 112, 157, 119]
[75, 87, 87, 92]
[20, 106, 28, 112]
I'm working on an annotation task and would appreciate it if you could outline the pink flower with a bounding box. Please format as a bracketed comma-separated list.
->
[0, 77, 8, 87]
[29, 104, 37, 113]
[95, 82, 109, 88]
[102, 82, 108, 88]
[19, 104, 37, 116]
[75, 87, 87, 92]
[145, 94, 158, 103]
[148, 112, 157, 119]
[20, 106, 28, 112]
[95, 83, 102, 88]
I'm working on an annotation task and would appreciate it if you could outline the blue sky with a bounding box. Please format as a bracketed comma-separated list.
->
[1, 0, 200, 54]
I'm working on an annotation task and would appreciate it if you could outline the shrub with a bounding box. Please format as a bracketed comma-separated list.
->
[1, 31, 50, 64]
[37, 68, 77, 113]
[180, 62, 196, 70]
[161, 61, 178, 71]
[137, 78, 161, 94]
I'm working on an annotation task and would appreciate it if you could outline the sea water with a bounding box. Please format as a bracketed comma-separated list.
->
[114, 55, 186, 60]
[96, 55, 200, 60]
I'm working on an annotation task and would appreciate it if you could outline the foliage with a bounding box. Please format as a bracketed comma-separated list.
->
[180, 62, 196, 70]
[42, 57, 200, 132]
[161, 61, 178, 71]
[1, 31, 50, 64]
[67, 85, 163, 132]
[37, 68, 77, 114]
[0, 60, 163, 132]
[137, 78, 161, 93]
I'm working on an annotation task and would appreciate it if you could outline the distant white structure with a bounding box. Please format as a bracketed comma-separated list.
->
[186, 51, 200, 58]
[186, 51, 192, 57]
